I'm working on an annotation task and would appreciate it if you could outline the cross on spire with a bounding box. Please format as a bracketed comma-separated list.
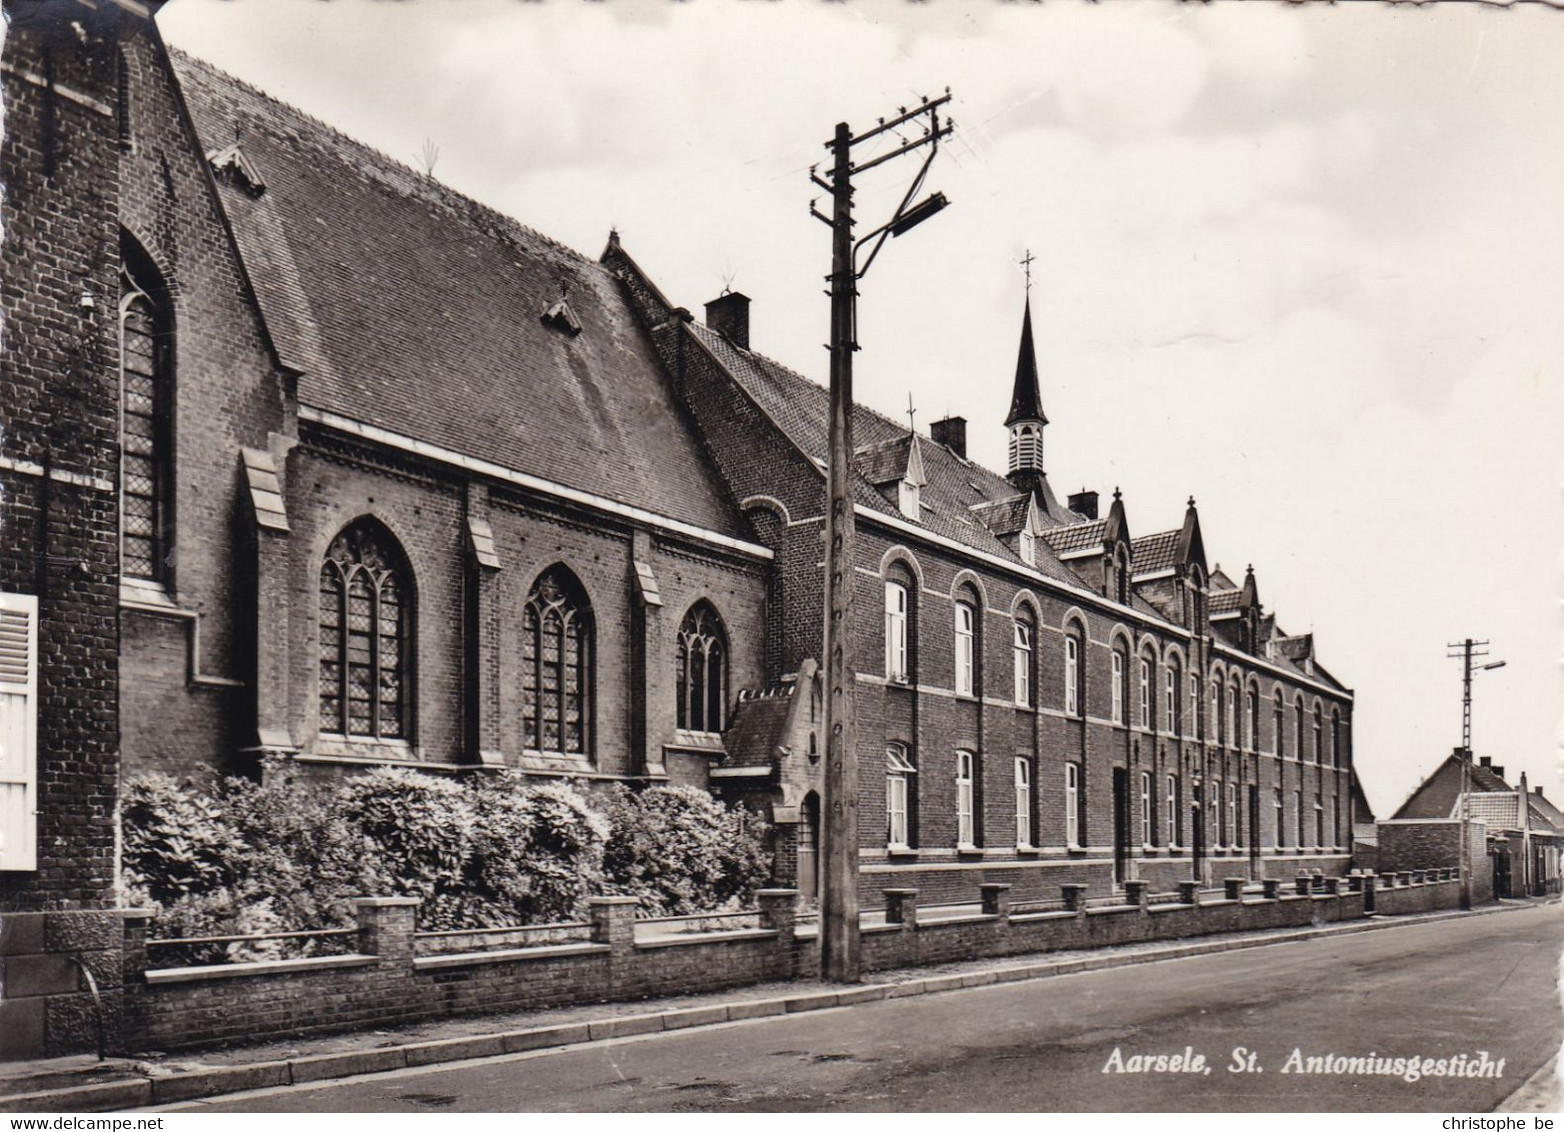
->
[1019, 248, 1036, 294]
[905, 392, 918, 434]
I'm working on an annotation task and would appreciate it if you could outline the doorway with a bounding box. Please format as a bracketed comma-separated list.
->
[1112, 768, 1129, 885]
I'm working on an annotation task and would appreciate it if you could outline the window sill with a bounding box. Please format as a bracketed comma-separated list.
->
[886, 847, 920, 861]
[956, 845, 984, 859]
[1015, 845, 1041, 856]
[1065, 845, 1088, 856]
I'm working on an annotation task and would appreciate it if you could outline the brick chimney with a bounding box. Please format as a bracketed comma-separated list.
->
[1493, 765, 1505, 780]
[1536, 786, 1545, 796]
[929, 416, 966, 458]
[1068, 490, 1099, 521]
[704, 291, 750, 350]
[1479, 756, 1491, 768]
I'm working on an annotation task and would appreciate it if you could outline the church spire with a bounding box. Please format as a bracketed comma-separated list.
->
[1005, 296, 1048, 428]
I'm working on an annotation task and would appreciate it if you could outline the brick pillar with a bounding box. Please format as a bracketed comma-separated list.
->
[1123, 880, 1148, 908]
[979, 883, 1012, 918]
[883, 888, 918, 927]
[118, 909, 154, 1055]
[1412, 869, 1426, 885]
[1324, 877, 1342, 896]
[355, 897, 420, 962]
[1346, 874, 1364, 893]
[1223, 877, 1244, 901]
[1178, 881, 1200, 905]
[1262, 878, 1281, 899]
[1061, 884, 1089, 913]
[588, 896, 639, 956]
[1398, 871, 1413, 887]
[244, 445, 296, 760]
[1379, 872, 1397, 889]
[1295, 874, 1312, 896]
[628, 532, 663, 777]
[757, 889, 798, 978]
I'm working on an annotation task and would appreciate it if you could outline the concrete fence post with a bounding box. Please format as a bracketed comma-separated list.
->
[1294, 873, 1311, 896]
[756, 889, 799, 978]
[1324, 877, 1342, 896]
[1262, 878, 1281, 900]
[1061, 884, 1089, 914]
[1123, 880, 1148, 909]
[1346, 874, 1364, 893]
[883, 888, 919, 928]
[1412, 869, 1426, 885]
[1398, 871, 1413, 888]
[1379, 872, 1397, 890]
[1177, 881, 1200, 905]
[979, 883, 1012, 918]
[1223, 877, 1244, 902]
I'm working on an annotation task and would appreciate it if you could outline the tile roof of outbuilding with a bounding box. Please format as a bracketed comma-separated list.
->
[1042, 519, 1108, 555]
[170, 51, 743, 539]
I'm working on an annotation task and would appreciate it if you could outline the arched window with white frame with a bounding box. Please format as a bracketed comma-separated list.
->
[886, 743, 916, 848]
[954, 597, 977, 697]
[1312, 704, 1324, 765]
[1111, 645, 1127, 725]
[1227, 781, 1239, 849]
[1064, 626, 1084, 716]
[1166, 774, 1180, 846]
[1065, 762, 1082, 847]
[1012, 615, 1034, 707]
[1245, 686, 1259, 751]
[1227, 679, 1240, 749]
[1014, 757, 1032, 848]
[884, 580, 909, 683]
[1140, 770, 1153, 848]
[1138, 656, 1153, 730]
[955, 749, 977, 847]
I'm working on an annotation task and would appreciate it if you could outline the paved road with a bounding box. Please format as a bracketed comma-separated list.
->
[181, 903, 1561, 1112]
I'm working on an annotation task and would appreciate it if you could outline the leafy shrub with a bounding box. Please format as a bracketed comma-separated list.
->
[600, 786, 771, 916]
[467, 777, 609, 924]
[120, 772, 244, 906]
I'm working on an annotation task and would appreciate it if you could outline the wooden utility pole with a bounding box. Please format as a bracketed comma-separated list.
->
[821, 120, 860, 981]
[1446, 637, 1504, 910]
[812, 95, 953, 983]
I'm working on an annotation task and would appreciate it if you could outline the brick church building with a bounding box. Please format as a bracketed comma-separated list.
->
[1, 0, 1355, 985]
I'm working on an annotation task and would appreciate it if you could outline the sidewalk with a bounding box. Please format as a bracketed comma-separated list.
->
[0, 899, 1537, 1114]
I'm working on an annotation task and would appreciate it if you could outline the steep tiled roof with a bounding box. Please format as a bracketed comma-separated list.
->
[857, 435, 916, 486]
[1209, 589, 1245, 615]
[170, 52, 743, 538]
[969, 495, 1031, 536]
[721, 688, 794, 770]
[1274, 634, 1314, 661]
[1042, 519, 1107, 555]
[1528, 792, 1564, 835]
[1132, 530, 1181, 574]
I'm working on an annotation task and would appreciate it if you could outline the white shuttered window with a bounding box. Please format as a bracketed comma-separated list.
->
[0, 593, 39, 872]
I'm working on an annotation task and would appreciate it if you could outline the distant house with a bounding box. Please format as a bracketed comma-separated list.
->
[1392, 751, 1562, 897]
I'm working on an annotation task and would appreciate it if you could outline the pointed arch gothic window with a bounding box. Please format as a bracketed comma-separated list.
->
[120, 235, 174, 583]
[319, 521, 412, 740]
[523, 567, 593, 756]
[677, 601, 728, 733]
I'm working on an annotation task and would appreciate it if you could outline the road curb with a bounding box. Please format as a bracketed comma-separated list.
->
[0, 900, 1533, 1114]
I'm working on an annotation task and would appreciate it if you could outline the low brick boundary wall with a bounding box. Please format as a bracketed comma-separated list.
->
[117, 873, 1464, 1054]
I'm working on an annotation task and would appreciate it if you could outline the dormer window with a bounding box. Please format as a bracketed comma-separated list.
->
[1019, 527, 1036, 566]
[898, 478, 920, 520]
[541, 298, 583, 336]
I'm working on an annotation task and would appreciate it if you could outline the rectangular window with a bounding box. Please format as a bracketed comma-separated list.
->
[1111, 651, 1125, 725]
[1314, 794, 1324, 848]
[1065, 763, 1082, 848]
[1214, 780, 1225, 847]
[954, 603, 975, 697]
[956, 750, 976, 847]
[1227, 782, 1239, 850]
[1138, 660, 1152, 730]
[1166, 775, 1179, 846]
[886, 744, 916, 849]
[1140, 771, 1153, 848]
[1189, 674, 1199, 734]
[1064, 637, 1079, 716]
[1295, 791, 1305, 849]
[884, 582, 908, 683]
[1013, 622, 1033, 707]
[0, 593, 39, 872]
[1274, 788, 1284, 848]
[1015, 758, 1032, 848]
[1227, 687, 1238, 749]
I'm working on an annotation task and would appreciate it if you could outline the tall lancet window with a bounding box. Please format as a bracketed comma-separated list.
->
[522, 566, 594, 756]
[319, 520, 413, 740]
[120, 236, 174, 583]
[676, 601, 728, 734]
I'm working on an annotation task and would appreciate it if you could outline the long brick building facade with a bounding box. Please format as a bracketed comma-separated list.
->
[1, 0, 1354, 982]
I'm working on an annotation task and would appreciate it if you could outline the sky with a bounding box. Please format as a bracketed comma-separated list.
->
[155, 0, 1564, 816]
